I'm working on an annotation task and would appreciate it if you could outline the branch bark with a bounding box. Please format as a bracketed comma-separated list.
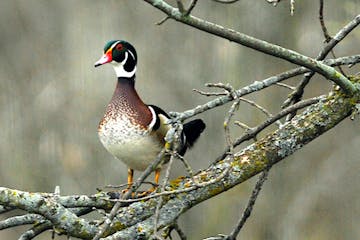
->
[0, 188, 97, 239]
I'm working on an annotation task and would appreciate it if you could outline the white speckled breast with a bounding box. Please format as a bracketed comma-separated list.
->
[98, 116, 163, 171]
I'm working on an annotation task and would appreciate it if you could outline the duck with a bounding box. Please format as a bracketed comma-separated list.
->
[94, 40, 205, 193]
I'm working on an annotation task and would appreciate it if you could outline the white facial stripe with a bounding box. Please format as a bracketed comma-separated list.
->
[121, 52, 129, 65]
[127, 49, 135, 60]
[108, 41, 121, 52]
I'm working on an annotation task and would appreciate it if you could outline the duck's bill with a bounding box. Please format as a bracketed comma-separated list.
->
[94, 53, 112, 67]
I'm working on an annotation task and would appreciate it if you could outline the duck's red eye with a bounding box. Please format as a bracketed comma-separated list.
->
[116, 44, 123, 51]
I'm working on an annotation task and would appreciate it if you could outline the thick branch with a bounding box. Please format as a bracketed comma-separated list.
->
[103, 83, 360, 238]
[0, 188, 97, 239]
[144, 0, 358, 95]
[0, 214, 44, 230]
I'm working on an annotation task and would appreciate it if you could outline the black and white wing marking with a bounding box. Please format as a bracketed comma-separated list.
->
[147, 104, 206, 155]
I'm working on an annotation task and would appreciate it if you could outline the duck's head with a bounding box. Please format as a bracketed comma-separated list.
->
[95, 40, 137, 78]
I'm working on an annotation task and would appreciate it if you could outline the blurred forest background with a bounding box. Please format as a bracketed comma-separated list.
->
[0, 0, 359, 239]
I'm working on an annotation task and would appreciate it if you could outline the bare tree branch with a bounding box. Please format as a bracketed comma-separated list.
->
[283, 12, 360, 113]
[318, 0, 346, 76]
[217, 96, 324, 161]
[226, 168, 270, 239]
[143, 0, 357, 96]
[319, 0, 331, 41]
[171, 55, 360, 122]
[0, 214, 44, 230]
[212, 0, 241, 4]
[205, 167, 271, 240]
[275, 82, 295, 90]
[176, 0, 185, 14]
[185, 0, 198, 15]
[0, 187, 97, 239]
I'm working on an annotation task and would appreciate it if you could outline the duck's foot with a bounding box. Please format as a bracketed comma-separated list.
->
[135, 187, 158, 198]
[121, 187, 137, 198]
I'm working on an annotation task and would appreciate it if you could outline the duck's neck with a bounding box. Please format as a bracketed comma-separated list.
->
[110, 76, 152, 126]
[117, 76, 135, 87]
[113, 76, 138, 101]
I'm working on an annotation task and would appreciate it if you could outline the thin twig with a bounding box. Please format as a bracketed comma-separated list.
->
[196, 89, 280, 132]
[282, 13, 360, 114]
[224, 100, 241, 147]
[153, 155, 175, 239]
[319, 0, 331, 41]
[170, 55, 360, 123]
[156, 16, 170, 25]
[185, 0, 198, 16]
[217, 96, 324, 161]
[176, 0, 185, 13]
[275, 82, 295, 90]
[240, 98, 272, 118]
[319, 0, 346, 76]
[193, 88, 228, 96]
[227, 168, 271, 239]
[239, 97, 282, 128]
[104, 181, 157, 189]
[108, 185, 196, 203]
[205, 82, 240, 158]
[206, 83, 237, 99]
[206, 82, 240, 154]
[234, 121, 252, 131]
[175, 153, 195, 178]
[212, 0, 240, 3]
[201, 167, 271, 240]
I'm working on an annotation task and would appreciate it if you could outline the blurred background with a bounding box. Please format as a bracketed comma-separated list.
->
[0, 0, 359, 239]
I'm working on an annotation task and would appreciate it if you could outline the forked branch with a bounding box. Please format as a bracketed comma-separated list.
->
[143, 0, 358, 96]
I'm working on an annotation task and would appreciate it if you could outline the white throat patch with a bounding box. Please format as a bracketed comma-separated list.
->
[111, 51, 137, 78]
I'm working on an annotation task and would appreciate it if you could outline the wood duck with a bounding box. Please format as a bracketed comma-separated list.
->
[94, 40, 205, 191]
